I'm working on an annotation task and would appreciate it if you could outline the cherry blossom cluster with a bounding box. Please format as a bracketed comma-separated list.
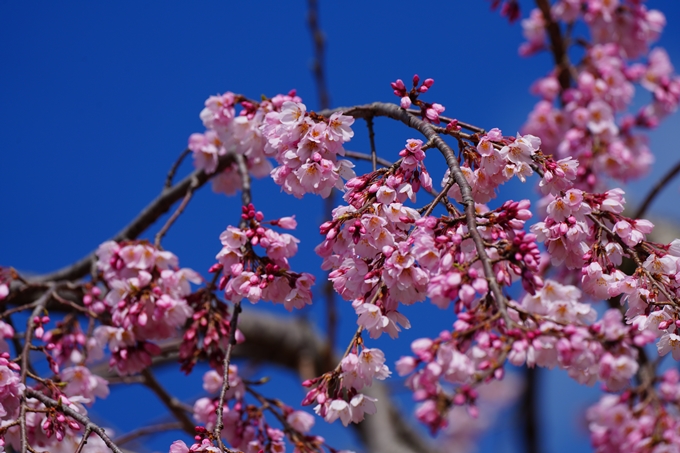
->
[3, 371, 110, 452]
[3, 1, 680, 448]
[213, 204, 314, 311]
[93, 240, 201, 375]
[181, 366, 345, 453]
[178, 288, 243, 373]
[301, 345, 387, 426]
[531, 183, 680, 350]
[0, 353, 23, 423]
[262, 102, 356, 198]
[396, 278, 651, 433]
[189, 91, 303, 195]
[520, 0, 678, 188]
[587, 369, 680, 452]
[0, 321, 14, 354]
[42, 315, 101, 372]
[444, 129, 543, 204]
[344, 137, 433, 209]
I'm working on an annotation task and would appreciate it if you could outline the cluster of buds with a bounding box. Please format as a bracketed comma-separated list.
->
[92, 240, 200, 375]
[214, 204, 315, 311]
[391, 75, 444, 123]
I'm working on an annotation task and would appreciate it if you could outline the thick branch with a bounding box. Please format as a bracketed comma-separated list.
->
[320, 103, 512, 324]
[34, 153, 235, 283]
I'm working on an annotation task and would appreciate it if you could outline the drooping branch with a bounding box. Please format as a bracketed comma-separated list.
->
[214, 301, 241, 452]
[319, 102, 513, 324]
[214, 153, 250, 452]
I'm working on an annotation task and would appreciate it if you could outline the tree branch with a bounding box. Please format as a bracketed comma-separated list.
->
[535, 0, 571, 91]
[25, 388, 123, 453]
[141, 368, 196, 435]
[319, 103, 512, 325]
[344, 150, 392, 168]
[33, 153, 235, 283]
[155, 176, 200, 248]
[634, 159, 680, 219]
[20, 284, 55, 453]
[214, 301, 241, 452]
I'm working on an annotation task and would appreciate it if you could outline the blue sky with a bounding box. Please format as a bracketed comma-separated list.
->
[2, 1, 680, 452]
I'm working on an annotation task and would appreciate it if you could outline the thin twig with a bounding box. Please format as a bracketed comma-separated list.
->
[344, 150, 392, 168]
[164, 148, 191, 189]
[20, 284, 55, 453]
[25, 388, 123, 453]
[0, 300, 40, 320]
[405, 109, 486, 134]
[74, 426, 93, 453]
[51, 290, 98, 318]
[113, 421, 183, 446]
[422, 175, 455, 217]
[155, 176, 200, 247]
[214, 153, 251, 451]
[236, 154, 252, 213]
[214, 300, 241, 451]
[634, 159, 680, 219]
[366, 116, 378, 171]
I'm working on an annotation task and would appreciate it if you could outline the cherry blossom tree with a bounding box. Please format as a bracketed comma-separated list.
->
[2, 1, 680, 452]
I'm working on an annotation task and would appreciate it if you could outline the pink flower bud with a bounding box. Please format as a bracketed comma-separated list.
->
[277, 216, 297, 229]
